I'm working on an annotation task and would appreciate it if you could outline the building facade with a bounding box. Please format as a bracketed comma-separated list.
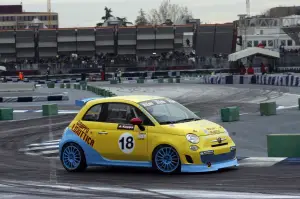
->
[0, 5, 59, 30]
[0, 24, 235, 62]
[236, 15, 300, 51]
[235, 15, 300, 68]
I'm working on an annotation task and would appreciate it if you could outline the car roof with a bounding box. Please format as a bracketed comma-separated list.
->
[90, 95, 167, 104]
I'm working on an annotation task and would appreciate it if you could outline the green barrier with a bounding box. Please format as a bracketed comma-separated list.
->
[60, 83, 65, 88]
[107, 91, 114, 97]
[80, 81, 87, 86]
[94, 87, 99, 95]
[158, 78, 164, 83]
[76, 84, 81, 90]
[47, 82, 55, 88]
[81, 84, 87, 90]
[298, 98, 300, 110]
[110, 80, 118, 84]
[73, 84, 77, 89]
[66, 83, 71, 89]
[91, 86, 95, 93]
[176, 78, 180, 83]
[0, 108, 13, 120]
[260, 102, 276, 116]
[42, 104, 58, 116]
[137, 79, 144, 84]
[103, 90, 109, 97]
[168, 78, 174, 83]
[267, 134, 300, 157]
[220, 106, 240, 122]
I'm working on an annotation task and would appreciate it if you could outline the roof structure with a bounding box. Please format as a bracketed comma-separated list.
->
[228, 47, 280, 62]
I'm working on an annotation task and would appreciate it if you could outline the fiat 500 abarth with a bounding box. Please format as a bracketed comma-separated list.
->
[59, 95, 238, 173]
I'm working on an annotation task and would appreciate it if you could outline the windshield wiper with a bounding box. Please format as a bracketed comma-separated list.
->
[172, 118, 200, 123]
[160, 121, 175, 124]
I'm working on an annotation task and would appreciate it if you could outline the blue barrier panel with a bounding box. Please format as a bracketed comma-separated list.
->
[225, 75, 233, 84]
[75, 97, 103, 107]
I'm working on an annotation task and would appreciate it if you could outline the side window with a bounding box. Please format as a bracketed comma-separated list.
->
[100, 103, 154, 125]
[134, 107, 154, 126]
[104, 103, 131, 124]
[82, 104, 102, 121]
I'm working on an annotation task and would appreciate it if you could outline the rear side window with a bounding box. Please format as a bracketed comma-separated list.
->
[82, 104, 102, 121]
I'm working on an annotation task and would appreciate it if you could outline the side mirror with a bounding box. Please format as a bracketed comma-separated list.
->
[130, 118, 143, 126]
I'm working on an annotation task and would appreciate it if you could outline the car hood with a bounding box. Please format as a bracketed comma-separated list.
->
[161, 119, 227, 136]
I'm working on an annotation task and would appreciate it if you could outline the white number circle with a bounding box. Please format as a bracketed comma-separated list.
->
[118, 132, 135, 154]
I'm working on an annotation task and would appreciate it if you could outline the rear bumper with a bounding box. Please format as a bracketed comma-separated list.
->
[181, 158, 238, 173]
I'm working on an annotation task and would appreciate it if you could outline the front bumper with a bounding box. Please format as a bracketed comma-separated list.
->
[181, 158, 238, 173]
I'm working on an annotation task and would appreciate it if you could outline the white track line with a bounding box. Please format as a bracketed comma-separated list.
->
[149, 189, 300, 198]
[24, 145, 58, 151]
[27, 142, 59, 147]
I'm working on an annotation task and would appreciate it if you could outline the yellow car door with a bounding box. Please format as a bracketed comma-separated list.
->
[93, 102, 150, 162]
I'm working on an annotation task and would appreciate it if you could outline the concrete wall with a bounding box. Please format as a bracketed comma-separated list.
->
[57, 29, 76, 55]
[174, 26, 193, 51]
[156, 26, 174, 51]
[214, 24, 234, 54]
[77, 28, 95, 57]
[38, 29, 57, 58]
[0, 31, 16, 61]
[196, 25, 215, 56]
[96, 27, 114, 54]
[136, 27, 155, 56]
[0, 25, 235, 61]
[118, 27, 136, 55]
[15, 30, 35, 59]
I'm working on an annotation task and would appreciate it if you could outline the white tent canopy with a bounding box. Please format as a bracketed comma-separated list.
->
[0, 66, 6, 71]
[228, 47, 280, 62]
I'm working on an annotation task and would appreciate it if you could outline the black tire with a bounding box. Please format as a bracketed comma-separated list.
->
[61, 143, 87, 172]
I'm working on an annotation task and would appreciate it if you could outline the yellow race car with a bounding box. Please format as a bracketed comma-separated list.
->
[59, 95, 238, 173]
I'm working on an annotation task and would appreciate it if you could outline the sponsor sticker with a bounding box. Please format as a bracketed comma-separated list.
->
[117, 124, 134, 130]
[71, 121, 95, 147]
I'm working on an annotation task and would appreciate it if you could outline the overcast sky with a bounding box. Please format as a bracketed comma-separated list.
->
[2, 0, 299, 27]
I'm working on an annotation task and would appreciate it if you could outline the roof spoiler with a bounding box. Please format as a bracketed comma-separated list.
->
[75, 97, 103, 107]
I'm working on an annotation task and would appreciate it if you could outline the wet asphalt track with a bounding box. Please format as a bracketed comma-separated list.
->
[1, 83, 300, 198]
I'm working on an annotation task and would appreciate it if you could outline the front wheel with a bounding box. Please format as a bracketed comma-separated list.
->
[61, 143, 87, 172]
[153, 146, 181, 173]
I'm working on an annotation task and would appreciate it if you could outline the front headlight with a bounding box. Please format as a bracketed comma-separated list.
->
[186, 133, 200, 144]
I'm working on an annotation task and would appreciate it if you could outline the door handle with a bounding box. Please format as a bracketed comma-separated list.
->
[98, 131, 108, 135]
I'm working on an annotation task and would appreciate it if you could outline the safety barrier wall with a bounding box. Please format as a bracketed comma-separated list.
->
[201, 74, 300, 86]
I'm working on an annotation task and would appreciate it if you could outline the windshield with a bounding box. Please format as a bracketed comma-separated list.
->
[139, 98, 200, 124]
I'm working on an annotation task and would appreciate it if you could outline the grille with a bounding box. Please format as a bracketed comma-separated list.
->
[211, 143, 228, 147]
[200, 150, 236, 164]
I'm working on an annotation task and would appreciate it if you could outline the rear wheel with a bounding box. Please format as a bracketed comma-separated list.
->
[61, 143, 87, 172]
[153, 145, 181, 174]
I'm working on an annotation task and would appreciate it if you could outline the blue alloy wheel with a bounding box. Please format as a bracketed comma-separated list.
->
[154, 146, 180, 173]
[61, 143, 86, 172]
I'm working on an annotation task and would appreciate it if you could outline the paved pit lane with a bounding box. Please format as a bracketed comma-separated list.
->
[1, 83, 300, 198]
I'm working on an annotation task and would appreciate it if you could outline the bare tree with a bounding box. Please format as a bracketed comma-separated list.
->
[135, 9, 149, 26]
[147, 0, 193, 25]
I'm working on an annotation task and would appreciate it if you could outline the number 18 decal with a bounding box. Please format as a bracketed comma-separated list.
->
[118, 132, 135, 154]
